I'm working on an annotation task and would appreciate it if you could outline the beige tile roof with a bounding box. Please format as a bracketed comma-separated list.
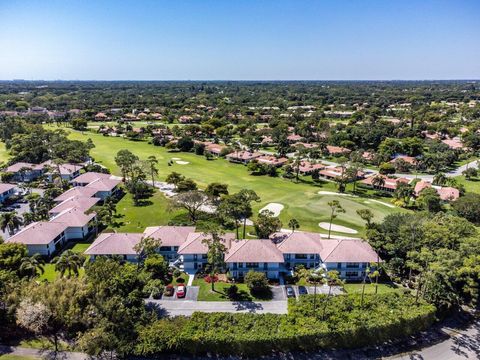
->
[0, 183, 16, 194]
[143, 226, 196, 247]
[178, 232, 236, 255]
[54, 187, 98, 202]
[320, 239, 379, 263]
[272, 231, 324, 254]
[85, 232, 143, 255]
[4, 162, 37, 173]
[7, 221, 67, 245]
[40, 161, 84, 175]
[226, 151, 262, 161]
[73, 172, 112, 184]
[49, 196, 100, 215]
[85, 178, 121, 192]
[437, 187, 460, 201]
[225, 239, 284, 263]
[50, 207, 96, 227]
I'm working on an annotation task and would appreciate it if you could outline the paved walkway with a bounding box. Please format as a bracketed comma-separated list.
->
[147, 299, 288, 316]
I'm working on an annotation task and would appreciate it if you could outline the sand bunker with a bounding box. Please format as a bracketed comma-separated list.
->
[171, 157, 181, 160]
[259, 203, 284, 217]
[318, 191, 355, 197]
[370, 199, 395, 208]
[318, 222, 358, 234]
[176, 161, 190, 165]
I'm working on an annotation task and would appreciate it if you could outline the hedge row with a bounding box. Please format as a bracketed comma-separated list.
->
[135, 293, 436, 356]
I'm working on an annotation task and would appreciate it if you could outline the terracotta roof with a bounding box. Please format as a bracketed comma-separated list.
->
[437, 187, 460, 201]
[85, 178, 121, 192]
[390, 155, 417, 165]
[226, 151, 262, 161]
[178, 232, 236, 255]
[50, 207, 96, 227]
[0, 183, 16, 194]
[320, 239, 379, 263]
[256, 155, 288, 166]
[40, 161, 84, 175]
[272, 231, 323, 254]
[85, 233, 143, 255]
[143, 226, 196, 247]
[4, 162, 39, 173]
[361, 174, 410, 190]
[441, 138, 464, 150]
[73, 172, 112, 184]
[327, 145, 351, 154]
[49, 196, 100, 215]
[414, 180, 432, 196]
[54, 187, 98, 202]
[7, 221, 67, 245]
[298, 161, 325, 173]
[225, 239, 284, 263]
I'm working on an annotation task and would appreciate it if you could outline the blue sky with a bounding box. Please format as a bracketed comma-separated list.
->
[0, 0, 479, 80]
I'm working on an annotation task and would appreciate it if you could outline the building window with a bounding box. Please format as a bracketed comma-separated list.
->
[295, 254, 307, 259]
[346, 262, 359, 269]
[246, 262, 259, 268]
[337, 262, 342, 269]
[346, 271, 359, 278]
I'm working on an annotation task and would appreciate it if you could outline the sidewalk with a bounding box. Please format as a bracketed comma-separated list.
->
[0, 345, 87, 360]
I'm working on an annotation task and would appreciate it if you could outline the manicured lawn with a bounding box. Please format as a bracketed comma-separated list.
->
[47, 128, 402, 235]
[0, 141, 10, 163]
[171, 272, 189, 286]
[343, 282, 406, 295]
[455, 175, 480, 193]
[192, 278, 272, 301]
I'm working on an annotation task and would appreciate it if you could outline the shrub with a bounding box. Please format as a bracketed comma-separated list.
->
[244, 271, 269, 294]
[134, 293, 435, 357]
[143, 279, 164, 299]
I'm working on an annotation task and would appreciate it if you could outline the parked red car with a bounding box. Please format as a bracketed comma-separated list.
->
[176, 285, 186, 298]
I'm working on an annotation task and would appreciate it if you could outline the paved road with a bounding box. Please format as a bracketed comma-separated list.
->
[147, 299, 288, 316]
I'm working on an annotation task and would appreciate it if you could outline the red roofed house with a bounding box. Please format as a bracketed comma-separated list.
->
[414, 180, 460, 202]
[203, 142, 227, 156]
[298, 161, 325, 175]
[4, 162, 44, 182]
[226, 150, 262, 164]
[361, 174, 410, 192]
[390, 155, 417, 166]
[441, 138, 465, 150]
[256, 155, 289, 167]
[327, 145, 351, 156]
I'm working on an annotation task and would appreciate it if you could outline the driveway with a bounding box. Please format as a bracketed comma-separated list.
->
[147, 300, 288, 316]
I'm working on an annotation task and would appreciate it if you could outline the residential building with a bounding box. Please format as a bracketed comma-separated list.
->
[4, 162, 44, 182]
[361, 174, 410, 192]
[256, 155, 288, 167]
[85, 232, 143, 261]
[143, 225, 195, 260]
[0, 183, 17, 203]
[226, 151, 262, 164]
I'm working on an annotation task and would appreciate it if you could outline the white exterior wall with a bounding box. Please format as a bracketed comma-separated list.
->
[228, 262, 280, 279]
[325, 261, 369, 280]
[181, 253, 208, 274]
[26, 242, 54, 256]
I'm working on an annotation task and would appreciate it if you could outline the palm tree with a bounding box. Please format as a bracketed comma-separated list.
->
[0, 211, 23, 235]
[54, 250, 85, 278]
[322, 270, 344, 320]
[371, 174, 386, 190]
[433, 172, 447, 186]
[146, 155, 159, 187]
[327, 200, 345, 239]
[20, 254, 45, 278]
[298, 267, 325, 317]
[288, 218, 299, 233]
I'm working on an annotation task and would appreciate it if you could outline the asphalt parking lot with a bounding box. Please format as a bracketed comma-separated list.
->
[159, 286, 199, 301]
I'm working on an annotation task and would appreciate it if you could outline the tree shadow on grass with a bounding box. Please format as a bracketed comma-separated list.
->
[134, 199, 153, 207]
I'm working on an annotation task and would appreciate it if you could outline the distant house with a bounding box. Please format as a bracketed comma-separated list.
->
[71, 172, 112, 187]
[50, 207, 97, 241]
[54, 187, 99, 202]
[94, 112, 108, 121]
[361, 174, 410, 192]
[413, 180, 460, 202]
[298, 161, 325, 175]
[441, 138, 465, 150]
[226, 151, 262, 164]
[85, 178, 121, 200]
[390, 155, 417, 166]
[318, 166, 364, 181]
[203, 142, 227, 156]
[256, 155, 288, 167]
[326, 145, 351, 156]
[287, 134, 303, 143]
[40, 161, 84, 181]
[0, 183, 17, 203]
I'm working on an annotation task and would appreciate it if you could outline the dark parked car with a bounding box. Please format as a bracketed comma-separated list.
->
[285, 286, 295, 298]
[298, 286, 308, 295]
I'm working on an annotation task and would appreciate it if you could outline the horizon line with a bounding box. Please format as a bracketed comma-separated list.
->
[1, 79, 479, 82]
